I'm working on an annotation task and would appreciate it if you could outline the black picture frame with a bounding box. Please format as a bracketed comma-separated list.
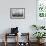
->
[10, 8, 25, 19]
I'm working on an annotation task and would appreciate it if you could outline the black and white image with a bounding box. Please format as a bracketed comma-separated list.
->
[10, 8, 25, 19]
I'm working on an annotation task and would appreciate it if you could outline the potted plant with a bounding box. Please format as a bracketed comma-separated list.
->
[33, 32, 46, 43]
[32, 24, 46, 43]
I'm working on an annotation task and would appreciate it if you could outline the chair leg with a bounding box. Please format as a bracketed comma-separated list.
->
[4, 41, 7, 46]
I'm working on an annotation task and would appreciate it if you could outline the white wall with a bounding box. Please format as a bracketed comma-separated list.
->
[0, 0, 36, 42]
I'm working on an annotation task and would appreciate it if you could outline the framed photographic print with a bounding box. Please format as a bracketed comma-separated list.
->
[36, 0, 46, 26]
[37, 0, 46, 18]
[10, 8, 25, 19]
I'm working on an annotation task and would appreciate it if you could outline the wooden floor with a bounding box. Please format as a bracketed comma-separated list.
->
[0, 42, 46, 46]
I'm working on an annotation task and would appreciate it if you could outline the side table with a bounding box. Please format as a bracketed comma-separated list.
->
[4, 33, 18, 46]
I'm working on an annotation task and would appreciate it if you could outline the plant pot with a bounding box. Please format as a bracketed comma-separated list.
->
[37, 39, 40, 43]
[37, 39, 45, 44]
[40, 38, 45, 43]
